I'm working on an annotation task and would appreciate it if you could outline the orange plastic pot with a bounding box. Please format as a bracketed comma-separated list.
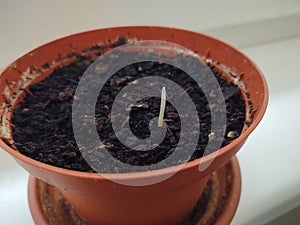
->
[0, 26, 268, 225]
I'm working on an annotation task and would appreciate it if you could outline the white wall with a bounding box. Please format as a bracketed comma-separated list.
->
[1, 0, 300, 68]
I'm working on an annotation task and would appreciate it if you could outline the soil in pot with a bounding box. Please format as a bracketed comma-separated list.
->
[11, 40, 247, 173]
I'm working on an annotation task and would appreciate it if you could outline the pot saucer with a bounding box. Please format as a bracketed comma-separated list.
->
[28, 157, 241, 225]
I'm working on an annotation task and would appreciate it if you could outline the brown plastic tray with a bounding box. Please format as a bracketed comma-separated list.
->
[28, 157, 241, 225]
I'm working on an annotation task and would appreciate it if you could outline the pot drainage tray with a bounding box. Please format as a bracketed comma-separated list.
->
[28, 157, 241, 225]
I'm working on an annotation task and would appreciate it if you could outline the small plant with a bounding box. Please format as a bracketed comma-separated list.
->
[158, 87, 166, 127]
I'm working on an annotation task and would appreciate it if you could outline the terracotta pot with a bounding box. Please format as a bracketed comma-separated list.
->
[0, 26, 268, 225]
[27, 157, 242, 225]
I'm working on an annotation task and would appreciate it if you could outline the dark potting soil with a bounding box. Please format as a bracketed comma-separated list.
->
[12, 49, 246, 173]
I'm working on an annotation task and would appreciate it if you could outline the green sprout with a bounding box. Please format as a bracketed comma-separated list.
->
[158, 87, 166, 127]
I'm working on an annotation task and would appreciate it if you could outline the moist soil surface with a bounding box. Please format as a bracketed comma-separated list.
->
[12, 47, 246, 173]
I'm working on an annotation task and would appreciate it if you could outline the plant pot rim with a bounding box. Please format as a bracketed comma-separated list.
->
[0, 26, 269, 181]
